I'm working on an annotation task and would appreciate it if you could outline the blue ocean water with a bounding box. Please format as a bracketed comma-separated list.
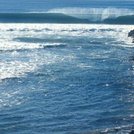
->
[0, 1, 134, 134]
[0, 0, 134, 12]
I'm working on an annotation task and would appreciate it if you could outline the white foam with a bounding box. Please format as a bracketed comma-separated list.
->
[0, 23, 133, 46]
[0, 42, 43, 51]
[0, 23, 133, 81]
[0, 23, 133, 109]
[0, 61, 37, 80]
[0, 90, 24, 108]
[47, 7, 134, 21]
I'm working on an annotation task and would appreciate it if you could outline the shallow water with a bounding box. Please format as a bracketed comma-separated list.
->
[0, 24, 134, 134]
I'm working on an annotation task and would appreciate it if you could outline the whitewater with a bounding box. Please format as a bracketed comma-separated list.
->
[0, 24, 133, 80]
[0, 3, 134, 134]
[0, 22, 134, 133]
[47, 7, 134, 22]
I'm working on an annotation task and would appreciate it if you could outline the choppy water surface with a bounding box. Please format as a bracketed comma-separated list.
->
[0, 24, 134, 134]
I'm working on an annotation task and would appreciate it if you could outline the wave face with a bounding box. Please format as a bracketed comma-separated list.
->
[0, 8, 134, 24]
[47, 7, 134, 24]
[48, 7, 134, 20]
[103, 15, 134, 24]
[0, 13, 89, 23]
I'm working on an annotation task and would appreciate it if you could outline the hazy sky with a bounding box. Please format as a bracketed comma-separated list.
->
[0, 0, 133, 12]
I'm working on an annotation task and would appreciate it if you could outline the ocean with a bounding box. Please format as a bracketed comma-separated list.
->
[0, 1, 134, 134]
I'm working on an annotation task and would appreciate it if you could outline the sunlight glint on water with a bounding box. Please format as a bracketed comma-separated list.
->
[0, 23, 134, 134]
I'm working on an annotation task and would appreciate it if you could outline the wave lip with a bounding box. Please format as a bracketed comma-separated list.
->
[48, 7, 134, 23]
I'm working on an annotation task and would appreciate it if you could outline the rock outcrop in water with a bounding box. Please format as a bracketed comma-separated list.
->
[129, 130, 134, 134]
[128, 30, 134, 43]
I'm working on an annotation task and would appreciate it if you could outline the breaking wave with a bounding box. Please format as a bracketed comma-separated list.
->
[48, 7, 134, 20]
[48, 7, 134, 24]
[0, 8, 133, 24]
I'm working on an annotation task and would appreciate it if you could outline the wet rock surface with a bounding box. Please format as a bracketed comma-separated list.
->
[128, 30, 134, 43]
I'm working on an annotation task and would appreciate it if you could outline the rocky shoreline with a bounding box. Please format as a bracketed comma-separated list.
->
[128, 29, 134, 43]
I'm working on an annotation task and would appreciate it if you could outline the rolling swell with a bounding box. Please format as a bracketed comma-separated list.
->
[0, 13, 133, 24]
[103, 15, 134, 24]
[0, 13, 89, 23]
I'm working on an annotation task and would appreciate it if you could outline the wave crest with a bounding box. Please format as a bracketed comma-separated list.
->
[48, 7, 134, 21]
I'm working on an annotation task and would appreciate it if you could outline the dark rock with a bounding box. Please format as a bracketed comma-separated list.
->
[128, 30, 134, 37]
[129, 56, 134, 61]
[128, 30, 134, 43]
[129, 130, 134, 134]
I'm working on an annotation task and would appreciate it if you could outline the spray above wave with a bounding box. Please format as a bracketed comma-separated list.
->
[48, 7, 134, 21]
[48, 7, 134, 24]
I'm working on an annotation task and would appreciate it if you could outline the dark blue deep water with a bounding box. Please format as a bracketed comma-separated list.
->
[0, 0, 134, 134]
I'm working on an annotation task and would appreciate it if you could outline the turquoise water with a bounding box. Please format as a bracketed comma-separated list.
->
[0, 24, 134, 133]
